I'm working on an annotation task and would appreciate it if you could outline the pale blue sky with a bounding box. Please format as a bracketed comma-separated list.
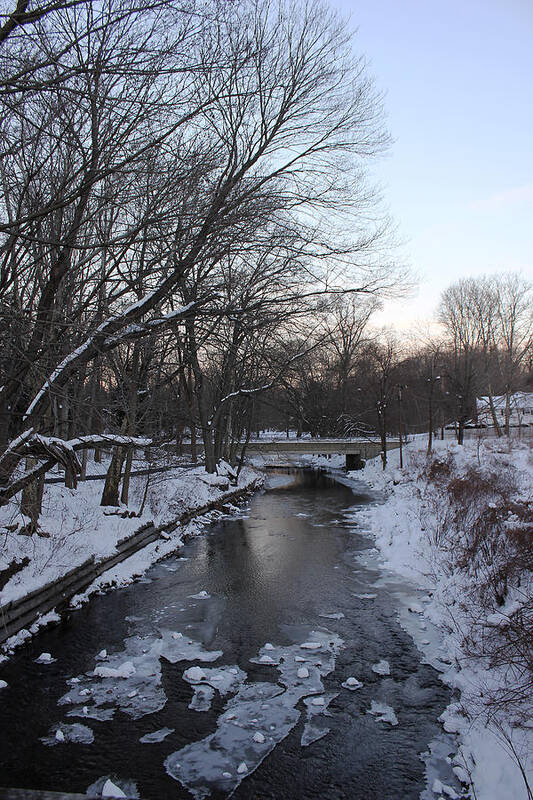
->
[331, 0, 533, 329]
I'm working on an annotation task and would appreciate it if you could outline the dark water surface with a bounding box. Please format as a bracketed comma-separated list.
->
[0, 469, 453, 799]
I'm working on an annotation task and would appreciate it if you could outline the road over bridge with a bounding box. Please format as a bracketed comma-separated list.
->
[245, 438, 401, 469]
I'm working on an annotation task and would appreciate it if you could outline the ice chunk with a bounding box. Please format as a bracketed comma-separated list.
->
[433, 778, 460, 799]
[140, 727, 174, 744]
[371, 659, 390, 675]
[353, 593, 377, 600]
[300, 642, 322, 650]
[184, 666, 206, 683]
[342, 677, 363, 691]
[102, 779, 127, 797]
[0, 680, 7, 689]
[189, 591, 210, 599]
[97, 649, 108, 660]
[86, 776, 138, 799]
[67, 706, 115, 722]
[94, 661, 135, 679]
[166, 629, 343, 798]
[297, 667, 309, 679]
[59, 629, 223, 723]
[35, 652, 55, 664]
[189, 685, 215, 712]
[319, 612, 345, 620]
[301, 723, 330, 747]
[41, 723, 94, 746]
[264, 643, 275, 650]
[183, 665, 246, 697]
[367, 701, 398, 726]
[311, 696, 325, 706]
[237, 763, 248, 774]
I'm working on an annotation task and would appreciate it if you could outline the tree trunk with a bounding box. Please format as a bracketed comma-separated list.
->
[20, 457, 45, 531]
[100, 445, 126, 506]
[427, 387, 433, 455]
[487, 384, 503, 437]
[504, 388, 511, 436]
[80, 448, 88, 480]
[120, 447, 134, 505]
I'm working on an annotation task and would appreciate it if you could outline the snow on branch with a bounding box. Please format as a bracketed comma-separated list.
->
[0, 433, 153, 506]
[0, 428, 35, 473]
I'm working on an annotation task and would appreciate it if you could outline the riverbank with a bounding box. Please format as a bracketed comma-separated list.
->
[0, 452, 262, 654]
[350, 437, 533, 800]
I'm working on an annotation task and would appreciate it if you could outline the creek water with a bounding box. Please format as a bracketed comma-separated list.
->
[0, 468, 456, 799]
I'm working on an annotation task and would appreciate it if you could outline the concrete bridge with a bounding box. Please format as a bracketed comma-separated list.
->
[245, 438, 401, 469]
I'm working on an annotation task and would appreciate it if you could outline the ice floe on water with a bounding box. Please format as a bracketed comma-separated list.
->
[166, 680, 299, 799]
[371, 659, 391, 675]
[183, 665, 247, 696]
[189, 590, 211, 599]
[319, 612, 345, 620]
[58, 629, 222, 721]
[102, 779, 126, 798]
[301, 692, 337, 747]
[367, 700, 398, 726]
[87, 776, 138, 798]
[165, 629, 343, 798]
[67, 705, 115, 721]
[353, 593, 377, 600]
[140, 727, 174, 743]
[342, 676, 363, 691]
[35, 652, 55, 664]
[41, 722, 94, 746]
[189, 684, 216, 712]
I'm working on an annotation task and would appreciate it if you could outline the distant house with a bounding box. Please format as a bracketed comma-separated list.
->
[475, 393, 533, 427]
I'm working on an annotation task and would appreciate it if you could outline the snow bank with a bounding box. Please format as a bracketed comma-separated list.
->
[0, 451, 261, 654]
[358, 436, 533, 800]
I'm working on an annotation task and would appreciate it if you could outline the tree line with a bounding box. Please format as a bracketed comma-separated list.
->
[0, 0, 399, 525]
[258, 272, 532, 463]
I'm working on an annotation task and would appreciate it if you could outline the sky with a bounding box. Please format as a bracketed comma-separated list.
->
[330, 0, 533, 331]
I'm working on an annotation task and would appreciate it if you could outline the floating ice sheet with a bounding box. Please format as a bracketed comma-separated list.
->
[371, 659, 391, 676]
[166, 629, 344, 798]
[41, 722, 94, 746]
[140, 727, 174, 743]
[87, 776, 138, 798]
[301, 692, 337, 747]
[189, 685, 216, 712]
[367, 700, 398, 726]
[58, 629, 223, 721]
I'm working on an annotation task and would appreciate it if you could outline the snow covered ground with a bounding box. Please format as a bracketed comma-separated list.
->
[346, 435, 533, 800]
[0, 450, 260, 652]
